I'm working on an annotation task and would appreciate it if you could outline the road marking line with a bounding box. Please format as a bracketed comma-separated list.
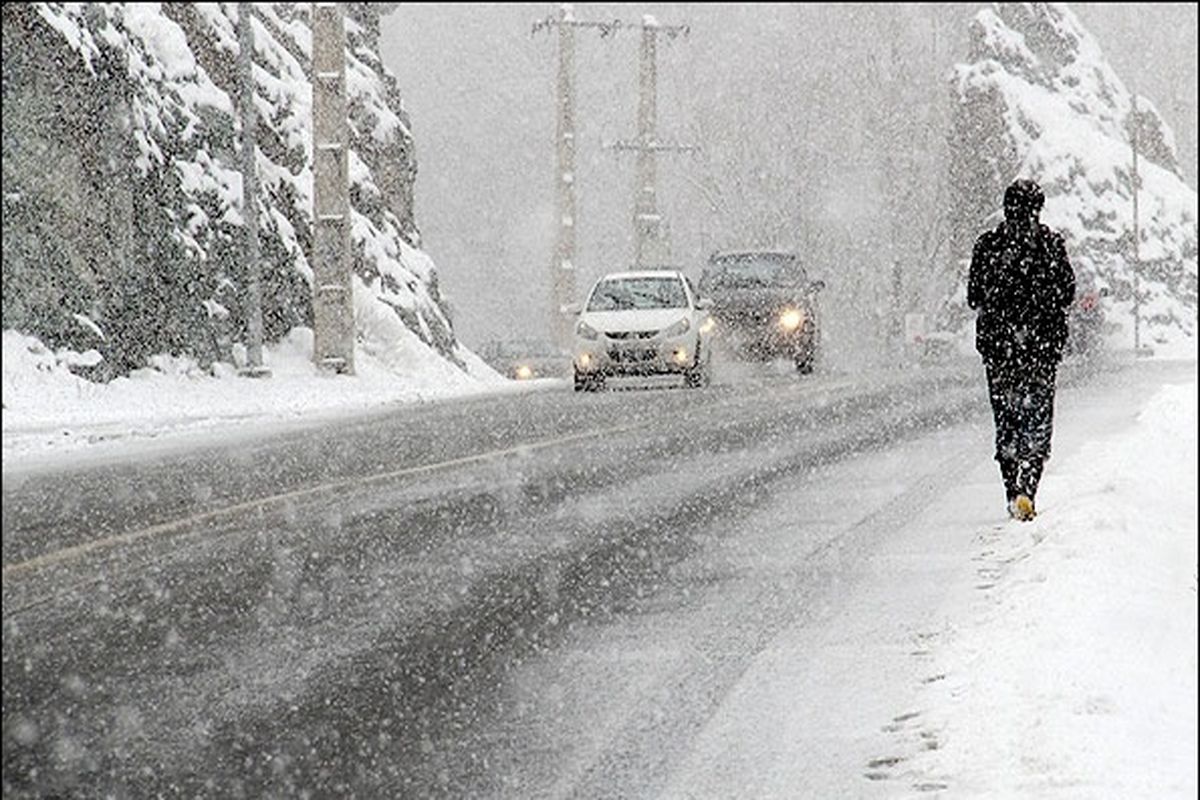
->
[1, 376, 867, 582]
[2, 425, 642, 580]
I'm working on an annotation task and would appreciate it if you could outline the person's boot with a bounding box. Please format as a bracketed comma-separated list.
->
[1011, 457, 1043, 522]
[1011, 493, 1036, 521]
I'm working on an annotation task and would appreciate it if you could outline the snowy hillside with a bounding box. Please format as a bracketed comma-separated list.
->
[946, 2, 1197, 354]
[2, 3, 487, 379]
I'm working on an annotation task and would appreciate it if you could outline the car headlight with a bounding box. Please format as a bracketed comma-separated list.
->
[577, 320, 600, 340]
[661, 318, 691, 338]
[514, 364, 533, 380]
[779, 308, 804, 331]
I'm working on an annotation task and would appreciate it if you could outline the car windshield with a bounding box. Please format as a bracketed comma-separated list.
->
[703, 253, 805, 289]
[587, 277, 689, 311]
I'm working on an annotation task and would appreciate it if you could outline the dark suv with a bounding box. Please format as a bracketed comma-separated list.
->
[698, 250, 825, 372]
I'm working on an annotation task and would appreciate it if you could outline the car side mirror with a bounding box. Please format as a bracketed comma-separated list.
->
[809, 280, 826, 293]
[561, 302, 582, 315]
[696, 297, 714, 310]
[1098, 287, 1110, 298]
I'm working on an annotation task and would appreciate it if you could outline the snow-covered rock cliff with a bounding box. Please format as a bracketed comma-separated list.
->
[2, 3, 491, 379]
[946, 2, 1197, 354]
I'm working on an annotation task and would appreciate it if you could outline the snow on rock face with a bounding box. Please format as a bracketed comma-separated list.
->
[5, 4, 467, 375]
[948, 2, 1197, 352]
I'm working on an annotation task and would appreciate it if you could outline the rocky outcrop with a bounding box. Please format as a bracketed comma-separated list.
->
[945, 2, 1196, 350]
[2, 3, 473, 376]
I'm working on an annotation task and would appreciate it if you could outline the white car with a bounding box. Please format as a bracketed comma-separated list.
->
[569, 270, 715, 391]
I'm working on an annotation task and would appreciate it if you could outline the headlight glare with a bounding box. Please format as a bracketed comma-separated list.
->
[779, 308, 804, 331]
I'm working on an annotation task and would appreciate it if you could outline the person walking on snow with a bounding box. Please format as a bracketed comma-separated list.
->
[968, 178, 1076, 521]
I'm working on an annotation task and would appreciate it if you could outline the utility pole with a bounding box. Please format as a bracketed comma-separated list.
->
[533, 5, 623, 348]
[606, 16, 696, 270]
[635, 20, 660, 269]
[311, 3, 355, 374]
[1130, 92, 1143, 356]
[238, 2, 269, 377]
[890, 257, 905, 359]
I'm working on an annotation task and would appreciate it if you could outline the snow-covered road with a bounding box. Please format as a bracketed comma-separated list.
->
[2, 357, 1194, 798]
[451, 358, 1197, 799]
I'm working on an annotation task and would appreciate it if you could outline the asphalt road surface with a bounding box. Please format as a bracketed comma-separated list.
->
[2, 358, 1111, 797]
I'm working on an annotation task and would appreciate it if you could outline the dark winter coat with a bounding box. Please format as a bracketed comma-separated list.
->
[967, 221, 1076, 367]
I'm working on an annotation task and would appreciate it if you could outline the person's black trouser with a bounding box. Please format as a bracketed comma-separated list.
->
[985, 359, 1058, 501]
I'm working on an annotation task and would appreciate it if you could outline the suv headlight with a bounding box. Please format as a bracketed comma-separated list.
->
[577, 320, 601, 340]
[778, 308, 804, 331]
[661, 318, 691, 338]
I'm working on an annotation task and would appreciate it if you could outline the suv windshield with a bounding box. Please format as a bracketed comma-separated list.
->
[702, 253, 805, 289]
[587, 277, 688, 311]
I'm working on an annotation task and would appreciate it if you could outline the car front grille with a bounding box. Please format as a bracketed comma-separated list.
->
[605, 330, 658, 340]
[608, 346, 657, 362]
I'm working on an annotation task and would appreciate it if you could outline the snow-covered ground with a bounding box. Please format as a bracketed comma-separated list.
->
[912, 374, 1195, 796]
[1, 328, 527, 468]
[910, 369, 1197, 797]
[657, 360, 1196, 799]
[3, 318, 1195, 794]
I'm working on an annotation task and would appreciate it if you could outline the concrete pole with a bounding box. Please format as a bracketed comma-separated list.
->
[891, 257, 904, 359]
[536, 9, 646, 329]
[238, 2, 269, 376]
[634, 20, 660, 269]
[311, 3, 355, 374]
[553, 3, 577, 349]
[1131, 92, 1142, 355]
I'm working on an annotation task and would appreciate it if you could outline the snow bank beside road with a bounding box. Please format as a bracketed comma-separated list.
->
[1, 328, 510, 467]
[666, 363, 1197, 798]
[914, 376, 1198, 797]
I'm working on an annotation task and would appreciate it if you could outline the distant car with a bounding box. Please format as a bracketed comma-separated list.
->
[699, 250, 825, 373]
[477, 338, 571, 380]
[570, 270, 714, 391]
